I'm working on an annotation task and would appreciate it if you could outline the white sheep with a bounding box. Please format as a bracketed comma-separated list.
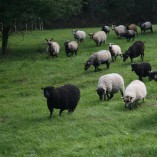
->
[72, 30, 86, 42]
[108, 43, 122, 61]
[112, 25, 127, 38]
[88, 31, 107, 46]
[84, 50, 111, 72]
[64, 40, 78, 57]
[123, 80, 147, 109]
[139, 21, 153, 34]
[45, 38, 60, 58]
[96, 73, 125, 100]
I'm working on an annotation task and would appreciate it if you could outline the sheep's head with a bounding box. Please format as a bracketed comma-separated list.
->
[96, 87, 107, 100]
[122, 52, 129, 62]
[64, 41, 70, 47]
[41, 86, 54, 99]
[149, 71, 157, 81]
[131, 63, 138, 71]
[123, 96, 134, 109]
[45, 38, 53, 46]
[84, 60, 92, 71]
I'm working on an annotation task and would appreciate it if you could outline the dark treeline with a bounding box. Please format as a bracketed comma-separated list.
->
[45, 0, 157, 28]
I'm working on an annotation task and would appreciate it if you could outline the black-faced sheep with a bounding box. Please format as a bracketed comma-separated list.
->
[122, 41, 145, 63]
[41, 84, 80, 118]
[139, 21, 153, 34]
[111, 25, 127, 38]
[101, 25, 110, 35]
[108, 43, 122, 61]
[121, 30, 135, 42]
[84, 50, 111, 72]
[64, 40, 78, 57]
[97, 73, 125, 101]
[88, 31, 107, 46]
[149, 71, 157, 82]
[126, 24, 138, 36]
[72, 30, 86, 42]
[45, 38, 60, 58]
[131, 62, 152, 81]
[123, 80, 147, 109]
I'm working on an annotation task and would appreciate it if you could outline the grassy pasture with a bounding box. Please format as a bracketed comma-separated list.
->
[0, 26, 157, 157]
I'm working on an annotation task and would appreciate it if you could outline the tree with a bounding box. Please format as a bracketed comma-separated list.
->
[0, 0, 83, 55]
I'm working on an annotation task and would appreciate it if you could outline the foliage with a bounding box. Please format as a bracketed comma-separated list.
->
[0, 26, 157, 156]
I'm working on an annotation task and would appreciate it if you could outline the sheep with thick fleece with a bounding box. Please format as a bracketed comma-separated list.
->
[123, 80, 147, 109]
[45, 38, 60, 58]
[41, 84, 80, 118]
[131, 62, 152, 81]
[96, 73, 125, 101]
[88, 31, 107, 46]
[112, 25, 127, 38]
[149, 71, 157, 82]
[64, 40, 78, 57]
[109, 43, 122, 61]
[84, 50, 111, 72]
[139, 21, 153, 34]
[72, 30, 86, 42]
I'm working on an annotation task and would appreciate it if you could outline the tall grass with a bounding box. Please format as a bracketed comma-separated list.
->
[0, 26, 157, 157]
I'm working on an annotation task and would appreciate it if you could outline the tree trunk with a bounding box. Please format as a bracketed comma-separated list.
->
[2, 26, 10, 55]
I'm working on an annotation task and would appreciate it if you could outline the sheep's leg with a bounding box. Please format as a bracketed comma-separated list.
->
[129, 104, 132, 110]
[59, 109, 64, 117]
[141, 53, 144, 61]
[120, 89, 124, 97]
[150, 27, 153, 33]
[139, 76, 143, 81]
[109, 93, 114, 100]
[49, 109, 53, 118]
[130, 57, 133, 63]
[132, 36, 135, 41]
[106, 61, 110, 69]
[106, 92, 110, 100]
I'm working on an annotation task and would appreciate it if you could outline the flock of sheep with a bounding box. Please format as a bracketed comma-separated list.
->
[42, 21, 157, 118]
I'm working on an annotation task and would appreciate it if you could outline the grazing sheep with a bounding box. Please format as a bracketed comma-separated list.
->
[72, 30, 86, 42]
[41, 84, 80, 118]
[122, 41, 145, 63]
[45, 38, 60, 58]
[131, 62, 152, 81]
[101, 25, 110, 35]
[112, 25, 127, 38]
[84, 50, 111, 72]
[139, 21, 153, 34]
[96, 73, 125, 101]
[108, 43, 122, 61]
[64, 40, 78, 57]
[88, 31, 107, 46]
[121, 30, 135, 42]
[126, 24, 138, 36]
[123, 80, 147, 109]
[149, 71, 157, 82]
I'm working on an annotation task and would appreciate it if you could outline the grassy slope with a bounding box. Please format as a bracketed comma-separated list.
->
[0, 26, 157, 157]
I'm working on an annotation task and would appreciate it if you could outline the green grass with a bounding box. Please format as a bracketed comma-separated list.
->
[0, 26, 157, 157]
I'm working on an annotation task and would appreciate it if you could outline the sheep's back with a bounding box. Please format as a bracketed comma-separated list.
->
[68, 41, 78, 50]
[93, 31, 107, 41]
[96, 50, 111, 62]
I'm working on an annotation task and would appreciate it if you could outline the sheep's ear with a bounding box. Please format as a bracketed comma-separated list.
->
[41, 87, 44, 90]
[121, 97, 124, 99]
[50, 38, 53, 41]
[45, 39, 48, 41]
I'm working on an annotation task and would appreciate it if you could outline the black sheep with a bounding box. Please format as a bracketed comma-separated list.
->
[122, 41, 144, 63]
[41, 84, 80, 118]
[149, 71, 157, 82]
[131, 62, 152, 81]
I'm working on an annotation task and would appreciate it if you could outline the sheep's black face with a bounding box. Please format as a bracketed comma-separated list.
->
[84, 61, 91, 71]
[41, 86, 54, 99]
[124, 96, 133, 108]
[122, 53, 128, 62]
[96, 88, 105, 100]
[131, 63, 138, 71]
